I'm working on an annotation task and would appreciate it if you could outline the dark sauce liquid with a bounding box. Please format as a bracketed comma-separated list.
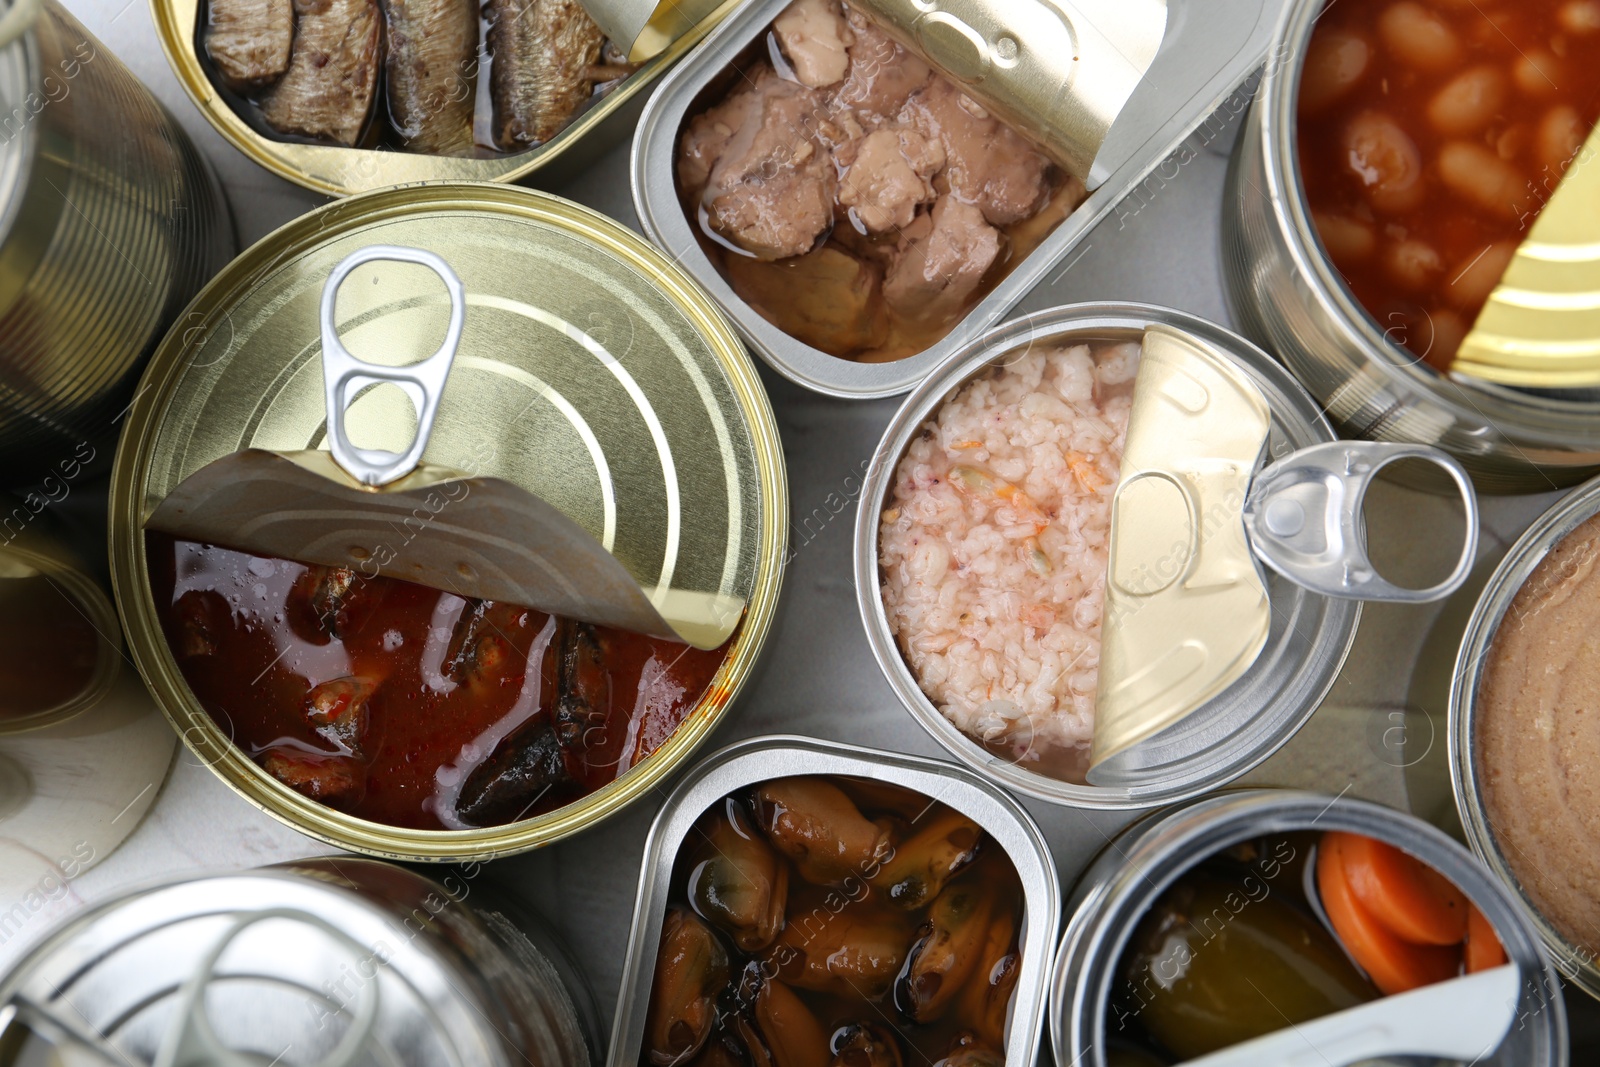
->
[648, 776, 1026, 1067]
[0, 574, 101, 720]
[145, 532, 731, 829]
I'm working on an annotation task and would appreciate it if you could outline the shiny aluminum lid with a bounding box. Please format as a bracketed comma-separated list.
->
[0, 859, 589, 1067]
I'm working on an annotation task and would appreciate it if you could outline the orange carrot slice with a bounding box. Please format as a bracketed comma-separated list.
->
[1328, 831, 1468, 946]
[1318, 833, 1462, 995]
[1465, 902, 1508, 973]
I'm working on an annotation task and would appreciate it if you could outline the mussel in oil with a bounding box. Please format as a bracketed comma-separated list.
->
[691, 797, 790, 951]
[954, 908, 1019, 1048]
[754, 777, 892, 886]
[870, 807, 982, 909]
[738, 967, 833, 1067]
[646, 908, 731, 1067]
[765, 888, 915, 998]
[895, 877, 995, 1023]
[829, 1023, 903, 1067]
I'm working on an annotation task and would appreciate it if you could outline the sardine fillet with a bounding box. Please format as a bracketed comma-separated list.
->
[382, 0, 478, 154]
[205, 0, 294, 91]
[487, 0, 604, 150]
[260, 0, 383, 147]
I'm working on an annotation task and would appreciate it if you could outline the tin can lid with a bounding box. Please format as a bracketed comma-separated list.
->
[0, 860, 585, 1067]
[845, 0, 1167, 183]
[585, 0, 736, 60]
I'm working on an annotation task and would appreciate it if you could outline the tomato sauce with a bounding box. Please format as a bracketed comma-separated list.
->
[146, 532, 733, 830]
[1298, 0, 1600, 371]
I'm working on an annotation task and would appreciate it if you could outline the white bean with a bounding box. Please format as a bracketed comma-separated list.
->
[1300, 29, 1371, 114]
[1343, 110, 1425, 213]
[1385, 238, 1444, 290]
[1312, 210, 1377, 265]
[1378, 2, 1463, 71]
[1427, 66, 1508, 135]
[1514, 50, 1564, 97]
[1438, 141, 1530, 220]
[1560, 1, 1600, 33]
[1537, 105, 1587, 179]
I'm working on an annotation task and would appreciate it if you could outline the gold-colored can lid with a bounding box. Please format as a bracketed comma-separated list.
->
[108, 182, 787, 859]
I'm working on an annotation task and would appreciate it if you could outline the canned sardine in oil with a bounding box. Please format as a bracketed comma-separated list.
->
[0, 0, 232, 482]
[109, 183, 787, 862]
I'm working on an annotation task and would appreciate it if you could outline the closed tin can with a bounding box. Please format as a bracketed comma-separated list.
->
[607, 734, 1062, 1067]
[1051, 790, 1567, 1066]
[1223, 0, 1600, 492]
[108, 182, 787, 862]
[1450, 476, 1600, 1000]
[0, 0, 232, 482]
[631, 0, 1291, 399]
[0, 856, 598, 1066]
[854, 304, 1361, 810]
[150, 0, 732, 196]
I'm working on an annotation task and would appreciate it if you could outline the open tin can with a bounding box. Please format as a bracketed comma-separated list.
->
[607, 734, 1061, 1067]
[1450, 475, 1600, 1000]
[0, 0, 232, 480]
[1051, 789, 1568, 1066]
[150, 0, 735, 195]
[1224, 0, 1600, 491]
[0, 856, 598, 1066]
[855, 303, 1478, 809]
[632, 0, 1294, 399]
[108, 182, 787, 862]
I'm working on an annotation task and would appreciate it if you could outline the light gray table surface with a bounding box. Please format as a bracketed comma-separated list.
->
[5, 0, 1599, 1056]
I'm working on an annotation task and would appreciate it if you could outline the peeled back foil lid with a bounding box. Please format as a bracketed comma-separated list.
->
[1090, 326, 1273, 776]
[585, 0, 739, 60]
[847, 0, 1167, 185]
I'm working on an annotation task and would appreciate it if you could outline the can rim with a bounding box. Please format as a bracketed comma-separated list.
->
[1448, 474, 1600, 999]
[145, 0, 738, 196]
[1049, 788, 1570, 1067]
[108, 182, 788, 862]
[852, 302, 1361, 810]
[603, 732, 1063, 1067]
[1254, 0, 1600, 447]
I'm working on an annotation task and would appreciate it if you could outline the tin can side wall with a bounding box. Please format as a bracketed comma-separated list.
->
[0, 0, 232, 482]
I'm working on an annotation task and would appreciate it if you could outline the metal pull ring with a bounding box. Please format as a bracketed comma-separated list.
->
[0, 0, 41, 50]
[1243, 441, 1479, 604]
[320, 244, 465, 487]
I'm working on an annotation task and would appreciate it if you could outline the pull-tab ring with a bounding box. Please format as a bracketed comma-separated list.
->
[320, 244, 465, 487]
[1243, 441, 1479, 603]
[152, 908, 380, 1067]
[0, 0, 41, 51]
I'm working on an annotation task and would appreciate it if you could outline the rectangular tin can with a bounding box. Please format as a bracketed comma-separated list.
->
[607, 734, 1062, 1067]
[631, 0, 1293, 399]
[108, 182, 788, 863]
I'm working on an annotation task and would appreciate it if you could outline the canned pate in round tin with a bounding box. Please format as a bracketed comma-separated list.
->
[1224, 0, 1600, 491]
[0, 0, 232, 481]
[608, 734, 1061, 1067]
[0, 856, 598, 1066]
[1451, 475, 1600, 1000]
[1051, 790, 1566, 1066]
[856, 304, 1378, 809]
[108, 182, 787, 862]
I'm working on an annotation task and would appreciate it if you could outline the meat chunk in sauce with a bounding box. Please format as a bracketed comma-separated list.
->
[259, 0, 383, 147]
[382, 0, 477, 154]
[487, 0, 605, 149]
[772, 0, 852, 89]
[900, 79, 1052, 226]
[837, 127, 943, 234]
[456, 719, 577, 826]
[680, 68, 836, 260]
[882, 196, 1000, 321]
[204, 0, 294, 91]
[835, 10, 929, 124]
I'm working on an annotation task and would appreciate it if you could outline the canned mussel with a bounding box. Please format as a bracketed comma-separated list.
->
[1451, 475, 1600, 1000]
[108, 183, 786, 861]
[632, 0, 1298, 398]
[1226, 0, 1600, 488]
[152, 0, 731, 194]
[0, 857, 597, 1065]
[609, 735, 1061, 1067]
[856, 304, 1480, 809]
[1053, 790, 1567, 1067]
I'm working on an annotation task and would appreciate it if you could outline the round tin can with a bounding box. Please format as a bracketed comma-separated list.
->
[148, 0, 729, 196]
[108, 182, 787, 862]
[0, 0, 232, 482]
[854, 304, 1359, 810]
[1450, 475, 1600, 999]
[0, 856, 598, 1066]
[1223, 0, 1600, 492]
[607, 734, 1062, 1067]
[1051, 789, 1568, 1067]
